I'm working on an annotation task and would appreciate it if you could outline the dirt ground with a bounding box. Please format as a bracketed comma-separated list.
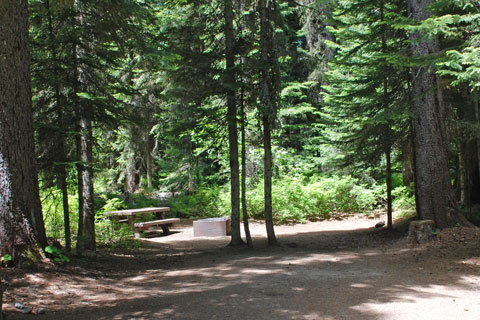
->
[3, 215, 480, 320]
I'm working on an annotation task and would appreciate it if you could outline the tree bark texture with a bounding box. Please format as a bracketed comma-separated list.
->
[458, 142, 471, 207]
[224, 0, 243, 246]
[259, 0, 278, 245]
[386, 149, 393, 230]
[475, 92, 480, 181]
[145, 135, 154, 190]
[76, 117, 96, 252]
[407, 0, 463, 228]
[0, 0, 47, 259]
[58, 167, 71, 252]
[402, 137, 415, 189]
[241, 87, 253, 248]
[74, 0, 96, 251]
[0, 273, 3, 320]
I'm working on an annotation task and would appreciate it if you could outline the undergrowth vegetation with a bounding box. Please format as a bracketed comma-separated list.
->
[41, 173, 415, 247]
[161, 174, 414, 223]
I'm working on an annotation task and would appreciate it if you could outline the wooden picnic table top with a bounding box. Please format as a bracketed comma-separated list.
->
[106, 207, 170, 216]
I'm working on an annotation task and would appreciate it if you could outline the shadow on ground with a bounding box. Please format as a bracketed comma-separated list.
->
[4, 219, 480, 320]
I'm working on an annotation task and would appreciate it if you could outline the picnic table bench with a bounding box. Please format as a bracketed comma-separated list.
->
[133, 218, 180, 238]
[106, 207, 179, 238]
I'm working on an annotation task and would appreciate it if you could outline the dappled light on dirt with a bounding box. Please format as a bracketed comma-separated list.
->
[3, 216, 480, 319]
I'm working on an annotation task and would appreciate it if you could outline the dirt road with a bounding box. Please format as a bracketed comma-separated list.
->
[3, 215, 480, 319]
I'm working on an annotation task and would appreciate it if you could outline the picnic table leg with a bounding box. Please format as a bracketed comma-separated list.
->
[161, 224, 170, 235]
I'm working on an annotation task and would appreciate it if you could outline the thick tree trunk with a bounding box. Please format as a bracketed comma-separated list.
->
[407, 0, 467, 228]
[259, 0, 278, 245]
[0, 0, 47, 259]
[225, 0, 243, 246]
[125, 158, 139, 193]
[0, 275, 2, 320]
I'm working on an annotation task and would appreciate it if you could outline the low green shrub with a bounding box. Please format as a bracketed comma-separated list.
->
[213, 175, 383, 224]
[166, 185, 223, 218]
[41, 188, 79, 244]
[392, 186, 415, 210]
[45, 246, 70, 263]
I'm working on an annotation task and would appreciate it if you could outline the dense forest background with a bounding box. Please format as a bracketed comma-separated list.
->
[17, 0, 480, 250]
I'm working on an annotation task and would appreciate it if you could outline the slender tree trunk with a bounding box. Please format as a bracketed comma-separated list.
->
[145, 135, 153, 190]
[458, 144, 470, 207]
[474, 91, 480, 185]
[238, 0, 253, 247]
[76, 117, 96, 252]
[57, 167, 71, 252]
[73, 1, 96, 252]
[56, 107, 71, 252]
[45, 0, 71, 251]
[407, 0, 467, 228]
[0, 0, 47, 258]
[259, 0, 278, 245]
[386, 148, 393, 230]
[380, 2, 393, 230]
[225, 0, 243, 246]
[241, 86, 253, 247]
[262, 116, 277, 245]
[75, 125, 84, 249]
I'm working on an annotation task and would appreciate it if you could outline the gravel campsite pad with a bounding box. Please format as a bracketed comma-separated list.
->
[3, 215, 480, 319]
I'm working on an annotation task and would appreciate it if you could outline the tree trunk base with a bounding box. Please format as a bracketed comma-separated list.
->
[408, 220, 435, 245]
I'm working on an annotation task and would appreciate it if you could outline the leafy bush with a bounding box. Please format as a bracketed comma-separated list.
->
[45, 246, 70, 263]
[211, 175, 383, 224]
[95, 215, 137, 249]
[166, 185, 224, 218]
[392, 186, 415, 210]
[40, 188, 79, 243]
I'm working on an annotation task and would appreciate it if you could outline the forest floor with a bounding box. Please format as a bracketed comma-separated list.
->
[3, 214, 480, 320]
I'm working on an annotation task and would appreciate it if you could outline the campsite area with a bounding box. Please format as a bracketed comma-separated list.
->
[4, 216, 480, 320]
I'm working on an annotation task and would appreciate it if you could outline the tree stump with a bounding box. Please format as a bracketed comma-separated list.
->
[408, 220, 435, 245]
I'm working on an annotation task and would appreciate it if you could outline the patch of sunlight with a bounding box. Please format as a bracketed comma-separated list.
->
[276, 253, 360, 266]
[350, 283, 480, 319]
[350, 283, 373, 288]
[240, 268, 286, 275]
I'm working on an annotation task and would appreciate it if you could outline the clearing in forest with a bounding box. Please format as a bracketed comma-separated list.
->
[3, 215, 480, 320]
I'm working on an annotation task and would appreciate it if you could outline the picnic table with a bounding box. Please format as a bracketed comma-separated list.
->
[106, 207, 179, 238]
